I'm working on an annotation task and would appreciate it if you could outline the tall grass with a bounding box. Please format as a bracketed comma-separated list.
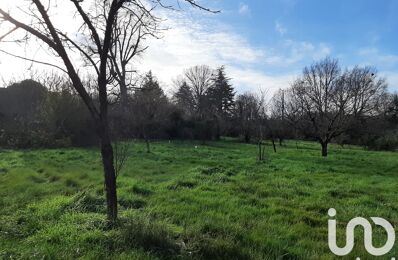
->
[0, 140, 397, 259]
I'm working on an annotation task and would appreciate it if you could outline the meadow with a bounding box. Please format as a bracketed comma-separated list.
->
[0, 140, 397, 259]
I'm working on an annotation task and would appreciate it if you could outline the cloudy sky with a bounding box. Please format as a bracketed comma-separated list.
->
[1, 0, 398, 94]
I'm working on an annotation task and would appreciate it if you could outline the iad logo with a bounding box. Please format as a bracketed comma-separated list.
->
[328, 208, 396, 259]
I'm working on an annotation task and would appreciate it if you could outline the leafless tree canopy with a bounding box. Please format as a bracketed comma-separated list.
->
[282, 57, 388, 156]
[183, 65, 214, 114]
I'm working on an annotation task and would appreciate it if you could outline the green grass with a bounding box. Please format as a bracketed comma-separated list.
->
[0, 140, 397, 259]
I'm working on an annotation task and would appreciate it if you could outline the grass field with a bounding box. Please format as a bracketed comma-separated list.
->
[0, 140, 397, 259]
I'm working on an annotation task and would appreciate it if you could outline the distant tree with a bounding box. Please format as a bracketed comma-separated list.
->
[131, 72, 169, 152]
[173, 80, 195, 117]
[0, 80, 49, 147]
[270, 89, 289, 146]
[207, 66, 235, 139]
[284, 88, 305, 149]
[289, 58, 387, 156]
[174, 65, 215, 143]
[345, 66, 386, 118]
[290, 58, 345, 156]
[184, 65, 214, 116]
[386, 93, 398, 124]
[207, 66, 235, 118]
[235, 93, 262, 143]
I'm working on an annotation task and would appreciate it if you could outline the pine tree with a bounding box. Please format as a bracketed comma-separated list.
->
[132, 71, 168, 152]
[174, 81, 195, 116]
[207, 66, 235, 119]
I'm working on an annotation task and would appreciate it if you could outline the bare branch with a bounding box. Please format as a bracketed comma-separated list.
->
[0, 49, 68, 73]
[0, 8, 57, 49]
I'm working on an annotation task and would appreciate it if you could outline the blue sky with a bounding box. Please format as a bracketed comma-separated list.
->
[172, 0, 398, 92]
[0, 0, 397, 94]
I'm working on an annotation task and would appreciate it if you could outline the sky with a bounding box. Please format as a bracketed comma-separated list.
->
[0, 0, 398, 95]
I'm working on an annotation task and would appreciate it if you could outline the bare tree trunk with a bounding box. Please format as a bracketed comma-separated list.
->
[244, 133, 250, 143]
[262, 144, 266, 160]
[120, 80, 128, 112]
[99, 123, 118, 222]
[145, 136, 151, 153]
[271, 139, 277, 153]
[258, 141, 262, 161]
[321, 141, 328, 157]
[279, 138, 283, 146]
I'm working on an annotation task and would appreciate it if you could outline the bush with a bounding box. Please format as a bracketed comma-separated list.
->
[367, 130, 398, 151]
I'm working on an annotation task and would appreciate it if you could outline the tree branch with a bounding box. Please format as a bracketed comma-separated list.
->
[0, 9, 57, 49]
[0, 49, 68, 73]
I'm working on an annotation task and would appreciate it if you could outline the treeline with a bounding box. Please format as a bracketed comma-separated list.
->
[1, 58, 397, 155]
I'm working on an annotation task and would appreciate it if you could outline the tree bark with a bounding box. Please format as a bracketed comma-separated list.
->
[258, 142, 262, 161]
[272, 139, 277, 153]
[99, 121, 118, 222]
[244, 133, 250, 143]
[321, 141, 328, 157]
[120, 80, 128, 112]
[145, 138, 151, 153]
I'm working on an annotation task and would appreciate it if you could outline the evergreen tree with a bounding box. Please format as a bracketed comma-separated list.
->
[207, 66, 235, 118]
[174, 81, 195, 116]
[131, 71, 169, 152]
[205, 66, 235, 139]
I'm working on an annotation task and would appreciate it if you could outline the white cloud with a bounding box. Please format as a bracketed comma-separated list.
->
[260, 40, 331, 66]
[238, 3, 251, 16]
[358, 47, 398, 67]
[0, 3, 332, 97]
[275, 21, 287, 36]
[356, 48, 398, 92]
[381, 71, 398, 93]
[227, 67, 297, 94]
[134, 11, 303, 95]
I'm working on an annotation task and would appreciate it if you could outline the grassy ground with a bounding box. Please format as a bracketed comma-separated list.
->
[0, 140, 397, 259]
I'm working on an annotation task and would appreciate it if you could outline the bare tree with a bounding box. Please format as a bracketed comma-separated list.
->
[284, 88, 303, 149]
[288, 58, 387, 157]
[184, 65, 214, 116]
[108, 7, 159, 110]
[0, 0, 216, 222]
[271, 89, 288, 146]
[344, 66, 387, 117]
[235, 92, 263, 143]
[290, 58, 344, 156]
